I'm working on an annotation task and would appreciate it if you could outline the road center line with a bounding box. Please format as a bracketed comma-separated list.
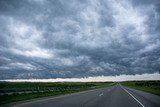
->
[121, 86, 145, 107]
[99, 93, 103, 96]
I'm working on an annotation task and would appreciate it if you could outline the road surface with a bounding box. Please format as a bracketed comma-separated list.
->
[4, 85, 160, 107]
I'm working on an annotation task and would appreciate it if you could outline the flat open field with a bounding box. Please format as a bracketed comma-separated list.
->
[121, 81, 160, 96]
[0, 82, 114, 106]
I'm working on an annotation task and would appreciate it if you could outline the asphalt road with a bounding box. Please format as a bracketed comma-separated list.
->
[5, 85, 160, 107]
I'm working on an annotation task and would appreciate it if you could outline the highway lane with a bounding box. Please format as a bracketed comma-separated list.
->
[5, 85, 160, 107]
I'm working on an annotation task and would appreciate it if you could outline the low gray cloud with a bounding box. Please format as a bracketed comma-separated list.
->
[0, 0, 160, 79]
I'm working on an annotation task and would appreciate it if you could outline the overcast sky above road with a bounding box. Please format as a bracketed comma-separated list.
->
[0, 0, 160, 79]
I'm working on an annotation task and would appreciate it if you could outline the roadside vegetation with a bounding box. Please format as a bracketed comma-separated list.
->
[0, 82, 114, 106]
[121, 81, 160, 96]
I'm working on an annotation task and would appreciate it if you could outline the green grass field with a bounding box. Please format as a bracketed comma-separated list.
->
[121, 81, 160, 96]
[0, 82, 114, 106]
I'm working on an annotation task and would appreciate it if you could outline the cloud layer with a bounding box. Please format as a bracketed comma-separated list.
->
[0, 0, 160, 79]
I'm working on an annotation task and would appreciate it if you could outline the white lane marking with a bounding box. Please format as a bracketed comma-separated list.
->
[99, 93, 103, 96]
[121, 86, 145, 107]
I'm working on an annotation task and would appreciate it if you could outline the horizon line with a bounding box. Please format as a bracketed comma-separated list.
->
[0, 73, 160, 82]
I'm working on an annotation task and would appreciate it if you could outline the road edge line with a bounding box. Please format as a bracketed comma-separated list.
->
[121, 86, 145, 107]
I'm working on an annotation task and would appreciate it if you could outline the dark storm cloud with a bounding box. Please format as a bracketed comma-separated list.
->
[0, 0, 160, 79]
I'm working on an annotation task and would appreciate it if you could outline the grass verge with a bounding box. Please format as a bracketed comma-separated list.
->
[121, 81, 160, 96]
[0, 82, 115, 106]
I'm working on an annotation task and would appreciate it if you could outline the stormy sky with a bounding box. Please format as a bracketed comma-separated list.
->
[0, 0, 160, 79]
